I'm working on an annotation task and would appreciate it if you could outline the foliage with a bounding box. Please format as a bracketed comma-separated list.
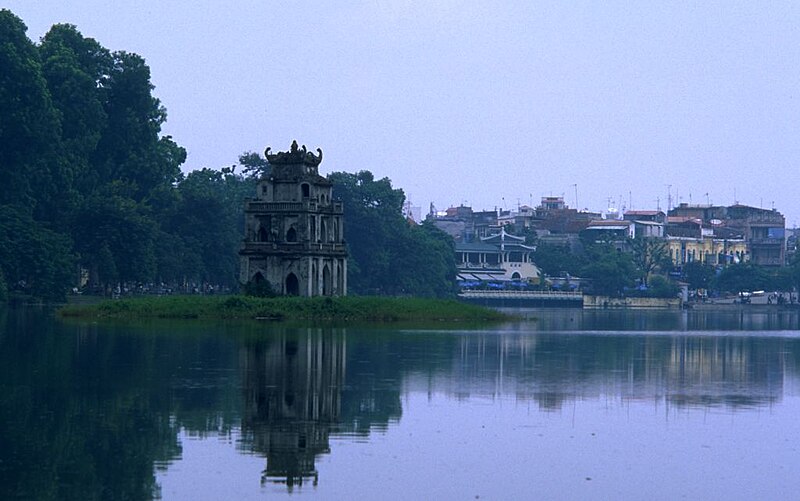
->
[713, 263, 770, 294]
[580, 244, 636, 296]
[72, 192, 158, 284]
[0, 205, 76, 301]
[0, 268, 7, 302]
[243, 279, 276, 298]
[237, 151, 270, 179]
[644, 275, 680, 298]
[163, 168, 254, 285]
[682, 261, 715, 290]
[533, 243, 584, 277]
[767, 266, 795, 292]
[329, 171, 457, 297]
[59, 295, 509, 322]
[0, 11, 266, 298]
[629, 237, 670, 285]
[0, 10, 63, 215]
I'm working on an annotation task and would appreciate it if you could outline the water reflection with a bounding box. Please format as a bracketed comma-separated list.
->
[0, 308, 183, 500]
[239, 329, 345, 489]
[441, 334, 785, 411]
[525, 307, 800, 331]
[2, 308, 800, 498]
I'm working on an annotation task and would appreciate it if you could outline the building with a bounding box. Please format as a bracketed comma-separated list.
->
[724, 204, 785, 266]
[668, 203, 786, 266]
[430, 205, 503, 242]
[664, 216, 747, 266]
[623, 210, 666, 238]
[580, 219, 635, 247]
[239, 141, 348, 296]
[455, 227, 540, 283]
[623, 210, 667, 224]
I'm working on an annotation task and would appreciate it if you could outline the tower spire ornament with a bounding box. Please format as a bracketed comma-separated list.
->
[264, 140, 323, 167]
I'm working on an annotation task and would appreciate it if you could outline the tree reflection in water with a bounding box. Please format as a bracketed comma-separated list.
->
[3, 308, 800, 497]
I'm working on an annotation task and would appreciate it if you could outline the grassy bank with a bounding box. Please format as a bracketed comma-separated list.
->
[58, 295, 509, 322]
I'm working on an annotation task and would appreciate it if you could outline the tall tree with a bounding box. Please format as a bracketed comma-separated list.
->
[0, 205, 76, 300]
[581, 244, 636, 296]
[92, 51, 181, 200]
[533, 243, 585, 277]
[71, 191, 157, 286]
[0, 10, 63, 213]
[629, 237, 670, 286]
[39, 24, 111, 197]
[329, 171, 457, 297]
[714, 262, 769, 294]
[682, 261, 715, 290]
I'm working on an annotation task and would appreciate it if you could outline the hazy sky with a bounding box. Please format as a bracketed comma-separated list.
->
[7, 1, 800, 225]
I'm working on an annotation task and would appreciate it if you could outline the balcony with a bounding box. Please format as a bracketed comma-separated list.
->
[241, 241, 347, 255]
[749, 238, 785, 246]
[245, 199, 344, 214]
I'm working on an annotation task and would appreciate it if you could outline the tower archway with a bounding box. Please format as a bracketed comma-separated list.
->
[285, 273, 299, 296]
[322, 264, 332, 296]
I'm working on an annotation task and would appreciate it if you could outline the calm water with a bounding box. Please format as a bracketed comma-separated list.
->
[2, 307, 800, 500]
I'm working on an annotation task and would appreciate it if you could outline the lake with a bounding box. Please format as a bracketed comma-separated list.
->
[2, 306, 800, 500]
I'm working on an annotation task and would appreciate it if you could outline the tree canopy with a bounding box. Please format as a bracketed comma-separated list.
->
[0, 10, 258, 300]
[329, 171, 457, 297]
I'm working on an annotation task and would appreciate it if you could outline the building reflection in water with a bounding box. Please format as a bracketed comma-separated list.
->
[424, 333, 787, 411]
[666, 337, 783, 408]
[239, 328, 346, 490]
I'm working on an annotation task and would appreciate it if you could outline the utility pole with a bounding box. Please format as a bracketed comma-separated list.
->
[572, 184, 578, 210]
[665, 184, 672, 211]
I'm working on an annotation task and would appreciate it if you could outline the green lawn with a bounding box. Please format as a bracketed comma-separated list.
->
[58, 295, 509, 322]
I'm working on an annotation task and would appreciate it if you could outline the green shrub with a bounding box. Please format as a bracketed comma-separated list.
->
[646, 275, 679, 298]
[243, 280, 276, 297]
[0, 269, 7, 302]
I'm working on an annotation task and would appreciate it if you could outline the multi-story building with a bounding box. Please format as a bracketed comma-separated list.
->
[239, 141, 348, 296]
[455, 227, 540, 283]
[668, 203, 786, 266]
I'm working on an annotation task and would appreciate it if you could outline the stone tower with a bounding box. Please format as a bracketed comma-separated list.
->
[239, 141, 347, 296]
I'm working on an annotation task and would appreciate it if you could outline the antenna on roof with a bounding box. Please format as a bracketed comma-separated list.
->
[572, 184, 578, 211]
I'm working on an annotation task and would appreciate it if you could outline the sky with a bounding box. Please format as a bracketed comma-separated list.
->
[7, 1, 800, 225]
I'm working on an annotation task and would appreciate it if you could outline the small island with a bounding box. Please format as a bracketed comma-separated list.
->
[58, 295, 510, 322]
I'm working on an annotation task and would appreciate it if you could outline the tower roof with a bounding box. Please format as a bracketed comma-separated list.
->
[265, 140, 323, 167]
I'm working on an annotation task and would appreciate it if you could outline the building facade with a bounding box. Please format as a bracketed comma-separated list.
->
[669, 203, 786, 266]
[239, 141, 347, 296]
[455, 227, 540, 283]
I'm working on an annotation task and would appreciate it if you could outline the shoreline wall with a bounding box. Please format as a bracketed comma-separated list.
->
[583, 295, 682, 309]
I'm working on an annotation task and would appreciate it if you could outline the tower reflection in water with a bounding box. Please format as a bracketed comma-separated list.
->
[239, 328, 345, 490]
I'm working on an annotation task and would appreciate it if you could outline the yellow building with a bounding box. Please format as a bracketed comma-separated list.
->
[667, 236, 747, 266]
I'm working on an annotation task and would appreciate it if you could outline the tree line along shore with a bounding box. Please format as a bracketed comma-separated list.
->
[0, 10, 457, 303]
